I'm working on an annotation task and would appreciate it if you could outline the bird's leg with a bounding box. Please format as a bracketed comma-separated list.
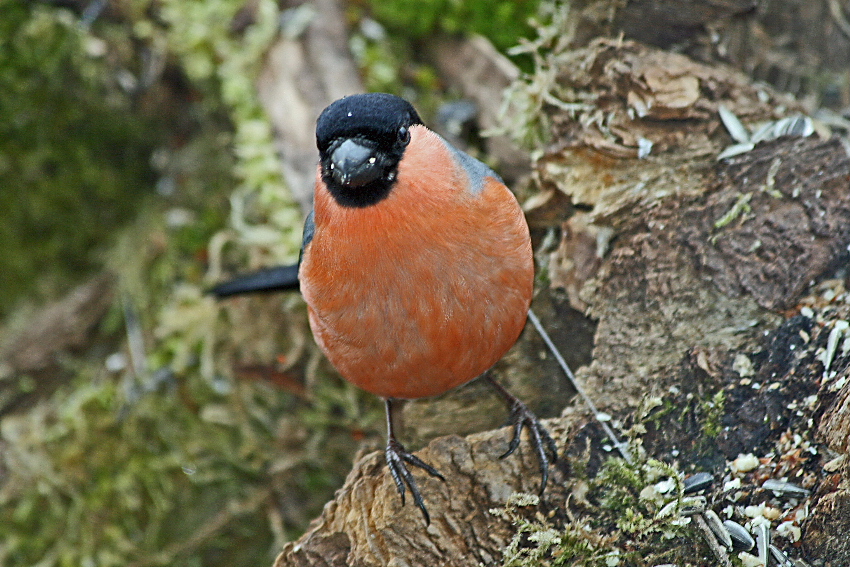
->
[485, 373, 559, 494]
[383, 398, 445, 524]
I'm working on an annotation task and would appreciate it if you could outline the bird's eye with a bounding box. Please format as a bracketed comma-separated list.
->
[397, 126, 410, 144]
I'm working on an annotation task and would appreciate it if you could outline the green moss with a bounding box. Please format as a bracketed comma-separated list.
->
[0, 1, 162, 315]
[700, 390, 726, 439]
[0, 1, 337, 564]
[0, 373, 272, 566]
[635, 386, 728, 469]
[713, 192, 753, 230]
[492, 1, 580, 149]
[0, 290, 377, 566]
[593, 456, 715, 566]
[595, 458, 678, 531]
[493, 451, 722, 566]
[492, 493, 621, 567]
[365, 0, 541, 53]
[155, 0, 302, 264]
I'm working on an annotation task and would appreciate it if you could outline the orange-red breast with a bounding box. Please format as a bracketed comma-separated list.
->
[297, 93, 556, 522]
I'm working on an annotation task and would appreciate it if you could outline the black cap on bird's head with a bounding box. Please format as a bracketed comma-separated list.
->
[316, 93, 423, 207]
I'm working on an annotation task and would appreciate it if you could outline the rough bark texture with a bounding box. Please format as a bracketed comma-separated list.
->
[611, 0, 758, 46]
[820, 380, 850, 457]
[803, 489, 850, 565]
[682, 137, 850, 311]
[536, 38, 801, 409]
[275, 420, 575, 567]
[573, 0, 850, 109]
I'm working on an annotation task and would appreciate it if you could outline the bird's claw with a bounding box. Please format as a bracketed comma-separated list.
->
[385, 438, 445, 524]
[500, 396, 559, 494]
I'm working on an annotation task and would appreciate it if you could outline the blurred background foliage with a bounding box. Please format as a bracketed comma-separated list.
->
[366, 0, 537, 52]
[0, 1, 161, 316]
[0, 0, 541, 565]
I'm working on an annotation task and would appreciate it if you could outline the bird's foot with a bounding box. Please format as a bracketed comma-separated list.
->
[486, 375, 558, 494]
[385, 437, 445, 524]
[500, 396, 559, 493]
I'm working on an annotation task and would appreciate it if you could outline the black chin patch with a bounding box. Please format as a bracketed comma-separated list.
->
[322, 171, 395, 208]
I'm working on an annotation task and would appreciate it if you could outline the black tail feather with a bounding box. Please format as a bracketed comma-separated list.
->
[209, 264, 300, 298]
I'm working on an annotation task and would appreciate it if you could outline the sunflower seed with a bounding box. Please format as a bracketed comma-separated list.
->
[756, 523, 770, 566]
[683, 472, 714, 494]
[724, 519, 755, 551]
[718, 142, 755, 160]
[762, 479, 810, 497]
[770, 544, 793, 567]
[704, 509, 732, 549]
[719, 104, 751, 143]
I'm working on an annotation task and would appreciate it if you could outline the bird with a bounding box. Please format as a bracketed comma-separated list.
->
[213, 93, 557, 523]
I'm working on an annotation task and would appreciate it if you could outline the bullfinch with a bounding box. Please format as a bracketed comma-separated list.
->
[214, 93, 557, 523]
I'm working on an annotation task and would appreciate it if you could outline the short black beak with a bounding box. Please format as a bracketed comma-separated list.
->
[329, 139, 383, 187]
